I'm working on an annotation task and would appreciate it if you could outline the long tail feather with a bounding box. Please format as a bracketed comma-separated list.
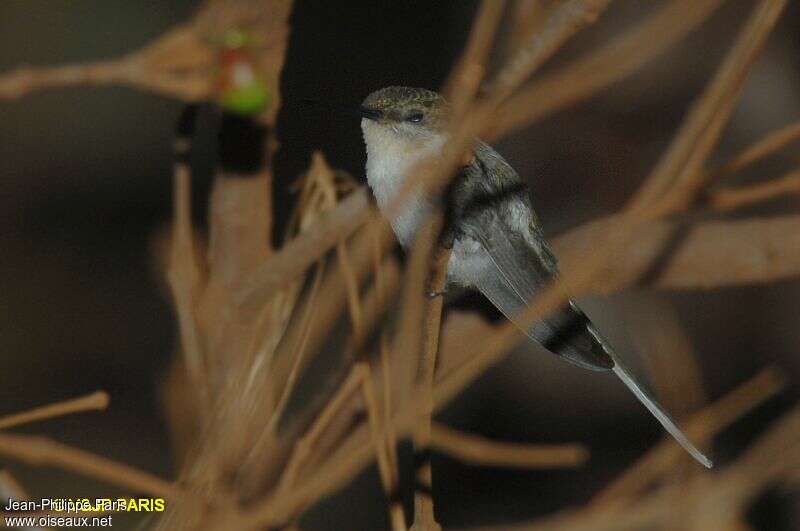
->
[588, 325, 713, 468]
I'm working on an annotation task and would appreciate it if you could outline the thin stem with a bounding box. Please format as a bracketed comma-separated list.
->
[488, 0, 725, 141]
[358, 362, 408, 531]
[430, 423, 588, 469]
[0, 433, 188, 501]
[709, 169, 800, 211]
[167, 158, 208, 405]
[0, 391, 109, 430]
[411, 241, 452, 531]
[710, 121, 800, 181]
[274, 367, 364, 496]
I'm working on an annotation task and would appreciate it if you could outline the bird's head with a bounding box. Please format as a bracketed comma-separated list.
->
[360, 86, 448, 149]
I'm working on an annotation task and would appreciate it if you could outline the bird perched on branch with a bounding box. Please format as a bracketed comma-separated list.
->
[359, 86, 712, 468]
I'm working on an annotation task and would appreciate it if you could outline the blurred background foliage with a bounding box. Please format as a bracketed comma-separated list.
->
[0, 1, 799, 529]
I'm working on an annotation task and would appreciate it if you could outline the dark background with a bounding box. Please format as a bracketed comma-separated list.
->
[1, 1, 799, 529]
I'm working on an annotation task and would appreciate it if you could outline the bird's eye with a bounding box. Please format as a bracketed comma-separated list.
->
[406, 111, 424, 123]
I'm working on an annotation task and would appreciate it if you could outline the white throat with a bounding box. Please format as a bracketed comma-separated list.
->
[361, 119, 446, 246]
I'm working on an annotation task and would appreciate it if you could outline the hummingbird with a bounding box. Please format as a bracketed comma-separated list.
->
[359, 86, 712, 468]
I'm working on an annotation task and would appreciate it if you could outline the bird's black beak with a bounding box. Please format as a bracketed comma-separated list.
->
[358, 106, 383, 121]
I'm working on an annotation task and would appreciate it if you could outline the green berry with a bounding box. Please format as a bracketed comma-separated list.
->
[220, 82, 271, 115]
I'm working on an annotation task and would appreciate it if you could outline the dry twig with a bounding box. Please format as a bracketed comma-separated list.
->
[2, 1, 799, 530]
[0, 434, 187, 501]
[0, 391, 109, 430]
[709, 169, 800, 211]
[430, 423, 588, 469]
[710, 120, 800, 181]
[431, 0, 788, 418]
[488, 0, 725, 141]
[411, 234, 451, 531]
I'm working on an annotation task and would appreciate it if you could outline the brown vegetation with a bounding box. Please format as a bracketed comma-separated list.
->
[0, 1, 798, 530]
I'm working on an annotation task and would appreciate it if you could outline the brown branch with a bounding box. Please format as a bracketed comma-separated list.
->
[411, 236, 451, 531]
[0, 60, 138, 100]
[275, 367, 364, 496]
[711, 121, 800, 181]
[657, 0, 789, 211]
[431, 214, 799, 453]
[0, 433, 188, 501]
[337, 240, 365, 343]
[260, 206, 800, 521]
[430, 423, 588, 469]
[265, 218, 396, 438]
[433, 0, 789, 412]
[235, 428, 377, 528]
[267, 260, 326, 431]
[551, 213, 800, 293]
[488, 0, 725, 141]
[236, 188, 371, 311]
[443, 0, 507, 112]
[469, 401, 800, 531]
[0, 391, 109, 430]
[263, 154, 348, 429]
[431, 208, 800, 428]
[373, 226, 400, 484]
[156, 4, 296, 527]
[358, 362, 408, 531]
[708, 169, 800, 211]
[385, 0, 612, 236]
[0, 1, 292, 130]
[90, 1, 798, 529]
[0, 25, 212, 102]
[485, 0, 611, 103]
[167, 156, 208, 403]
[312, 152, 366, 342]
[307, 157, 405, 530]
[349, 12, 626, 475]
[233, 341, 790, 530]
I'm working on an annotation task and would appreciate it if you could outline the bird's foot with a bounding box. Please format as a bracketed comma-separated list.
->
[427, 289, 447, 299]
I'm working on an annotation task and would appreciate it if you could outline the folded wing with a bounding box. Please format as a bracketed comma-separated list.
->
[468, 217, 712, 467]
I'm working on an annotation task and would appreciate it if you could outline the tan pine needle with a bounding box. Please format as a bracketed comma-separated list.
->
[275, 367, 365, 496]
[0, 391, 109, 430]
[488, 0, 725, 141]
[167, 158, 208, 405]
[430, 423, 589, 469]
[711, 121, 800, 181]
[0, 433, 188, 501]
[358, 362, 408, 531]
[411, 230, 452, 531]
[709, 168, 800, 211]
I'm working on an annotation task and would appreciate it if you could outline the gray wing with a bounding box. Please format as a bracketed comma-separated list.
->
[451, 143, 612, 370]
[453, 145, 711, 466]
[468, 215, 713, 467]
[469, 216, 613, 371]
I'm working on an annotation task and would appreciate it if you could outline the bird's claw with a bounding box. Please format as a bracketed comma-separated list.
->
[427, 289, 447, 299]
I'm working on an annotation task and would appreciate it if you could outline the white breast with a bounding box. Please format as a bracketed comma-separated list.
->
[362, 120, 495, 288]
[362, 119, 446, 247]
